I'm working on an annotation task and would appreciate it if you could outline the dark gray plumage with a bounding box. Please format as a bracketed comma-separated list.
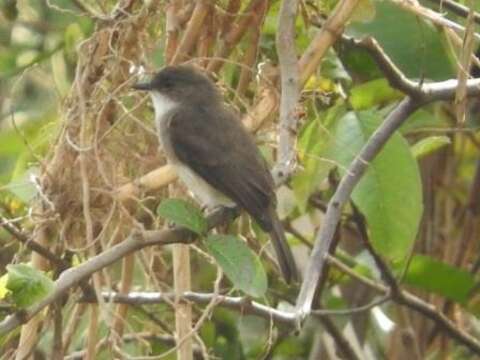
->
[133, 65, 298, 283]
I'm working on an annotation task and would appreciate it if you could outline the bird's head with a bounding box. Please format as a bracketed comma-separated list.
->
[133, 65, 219, 106]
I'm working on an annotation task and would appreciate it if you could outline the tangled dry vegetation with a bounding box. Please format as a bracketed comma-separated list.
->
[2, 0, 480, 359]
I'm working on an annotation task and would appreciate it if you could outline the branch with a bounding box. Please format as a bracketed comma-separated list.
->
[275, 0, 300, 180]
[298, 0, 361, 85]
[0, 208, 237, 336]
[328, 256, 480, 354]
[171, 0, 210, 65]
[356, 211, 480, 355]
[296, 96, 420, 316]
[391, 0, 480, 41]
[207, 0, 267, 73]
[425, 0, 480, 25]
[1, 217, 67, 270]
[77, 286, 480, 355]
[84, 290, 385, 325]
[342, 35, 422, 97]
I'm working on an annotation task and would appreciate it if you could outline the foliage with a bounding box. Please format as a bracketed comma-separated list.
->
[0, 0, 479, 359]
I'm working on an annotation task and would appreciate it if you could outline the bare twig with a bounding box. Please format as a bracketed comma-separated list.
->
[455, 1, 476, 123]
[298, 0, 361, 85]
[425, 0, 480, 25]
[1, 217, 67, 270]
[171, 0, 210, 65]
[0, 208, 237, 336]
[165, 0, 182, 64]
[51, 301, 64, 360]
[207, 0, 267, 73]
[173, 244, 193, 360]
[317, 315, 362, 360]
[341, 35, 422, 97]
[391, 0, 480, 41]
[295, 97, 419, 317]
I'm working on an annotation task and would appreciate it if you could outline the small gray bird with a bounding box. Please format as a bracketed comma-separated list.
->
[133, 65, 298, 283]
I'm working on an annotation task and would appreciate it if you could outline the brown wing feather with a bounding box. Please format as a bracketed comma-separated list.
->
[168, 104, 275, 230]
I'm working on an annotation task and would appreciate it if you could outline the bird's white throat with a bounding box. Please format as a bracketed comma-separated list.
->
[150, 91, 178, 122]
[149, 90, 234, 209]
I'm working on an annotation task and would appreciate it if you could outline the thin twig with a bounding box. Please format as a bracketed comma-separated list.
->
[0, 208, 237, 336]
[1, 217, 67, 269]
[425, 0, 480, 25]
[171, 0, 210, 65]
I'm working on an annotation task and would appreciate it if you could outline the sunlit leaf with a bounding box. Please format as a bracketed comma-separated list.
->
[411, 136, 450, 159]
[403, 255, 474, 304]
[348, 1, 454, 80]
[205, 235, 267, 297]
[157, 198, 207, 235]
[350, 78, 403, 110]
[6, 264, 54, 308]
[327, 110, 423, 262]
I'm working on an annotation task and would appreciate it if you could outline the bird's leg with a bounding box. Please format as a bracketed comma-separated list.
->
[202, 204, 238, 234]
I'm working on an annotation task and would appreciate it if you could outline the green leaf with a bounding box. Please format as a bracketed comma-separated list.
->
[292, 118, 333, 211]
[411, 136, 450, 159]
[6, 264, 54, 308]
[326, 110, 423, 262]
[157, 198, 207, 235]
[205, 235, 267, 297]
[399, 107, 448, 134]
[291, 103, 346, 211]
[403, 255, 474, 304]
[347, 1, 454, 80]
[350, 78, 403, 110]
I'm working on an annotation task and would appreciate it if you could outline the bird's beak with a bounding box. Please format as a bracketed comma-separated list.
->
[132, 82, 152, 91]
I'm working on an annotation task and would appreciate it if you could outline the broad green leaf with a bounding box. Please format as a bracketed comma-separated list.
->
[347, 1, 454, 80]
[411, 136, 450, 159]
[6, 264, 54, 308]
[4, 167, 39, 203]
[157, 199, 207, 235]
[205, 235, 267, 297]
[291, 103, 347, 211]
[403, 255, 474, 304]
[399, 107, 448, 134]
[350, 78, 403, 110]
[326, 111, 423, 262]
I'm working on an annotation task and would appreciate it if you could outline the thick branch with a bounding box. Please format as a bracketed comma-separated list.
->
[296, 97, 420, 317]
[275, 0, 299, 179]
[298, 0, 361, 85]
[171, 0, 210, 65]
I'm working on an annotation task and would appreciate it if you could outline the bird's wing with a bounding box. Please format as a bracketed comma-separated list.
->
[168, 104, 275, 230]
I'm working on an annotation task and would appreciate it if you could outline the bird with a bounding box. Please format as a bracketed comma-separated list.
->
[133, 65, 298, 283]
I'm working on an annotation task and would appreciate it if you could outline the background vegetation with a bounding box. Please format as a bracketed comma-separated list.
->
[0, 0, 480, 359]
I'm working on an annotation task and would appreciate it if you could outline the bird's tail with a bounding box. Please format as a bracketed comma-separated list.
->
[268, 211, 299, 284]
